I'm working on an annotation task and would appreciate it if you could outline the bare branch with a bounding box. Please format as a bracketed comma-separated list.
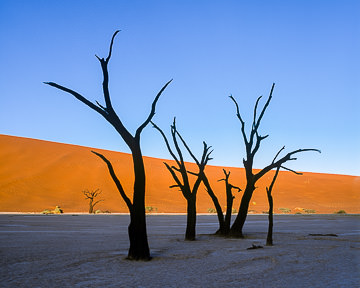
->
[187, 170, 199, 176]
[164, 162, 190, 198]
[91, 151, 133, 212]
[254, 83, 275, 130]
[229, 95, 248, 145]
[95, 101, 106, 111]
[229, 184, 242, 192]
[170, 118, 186, 169]
[92, 199, 104, 207]
[255, 148, 321, 181]
[272, 146, 285, 164]
[173, 125, 201, 166]
[169, 184, 181, 189]
[106, 30, 120, 63]
[251, 131, 269, 157]
[44, 82, 107, 117]
[151, 121, 180, 166]
[253, 96, 262, 130]
[96, 31, 120, 112]
[201, 143, 213, 167]
[281, 166, 303, 175]
[135, 79, 173, 139]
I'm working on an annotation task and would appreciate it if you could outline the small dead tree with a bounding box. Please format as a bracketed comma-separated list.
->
[83, 188, 103, 214]
[201, 169, 241, 235]
[229, 83, 320, 237]
[45, 30, 171, 260]
[265, 166, 279, 246]
[266, 149, 305, 246]
[218, 169, 242, 234]
[152, 118, 212, 241]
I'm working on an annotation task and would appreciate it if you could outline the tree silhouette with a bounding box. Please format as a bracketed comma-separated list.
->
[200, 169, 241, 235]
[152, 118, 212, 240]
[83, 188, 103, 214]
[229, 83, 320, 237]
[265, 151, 305, 246]
[44, 30, 172, 260]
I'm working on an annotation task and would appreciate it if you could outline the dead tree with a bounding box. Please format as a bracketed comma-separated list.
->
[266, 149, 305, 246]
[152, 118, 212, 241]
[83, 188, 103, 213]
[229, 83, 320, 237]
[265, 166, 279, 246]
[218, 169, 241, 234]
[200, 169, 241, 235]
[44, 30, 172, 260]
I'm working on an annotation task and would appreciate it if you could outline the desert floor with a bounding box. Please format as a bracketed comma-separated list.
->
[1, 214, 359, 287]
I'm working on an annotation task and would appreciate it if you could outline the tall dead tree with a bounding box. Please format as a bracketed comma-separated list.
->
[229, 83, 320, 237]
[44, 30, 172, 260]
[83, 188, 103, 214]
[152, 118, 212, 240]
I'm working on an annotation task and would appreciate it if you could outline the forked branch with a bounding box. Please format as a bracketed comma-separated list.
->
[255, 148, 321, 181]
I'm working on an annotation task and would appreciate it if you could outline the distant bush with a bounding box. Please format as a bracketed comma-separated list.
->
[207, 208, 216, 213]
[53, 206, 63, 214]
[232, 208, 238, 214]
[279, 208, 291, 214]
[41, 206, 63, 215]
[334, 210, 347, 214]
[145, 206, 157, 213]
[304, 209, 316, 214]
[41, 209, 52, 215]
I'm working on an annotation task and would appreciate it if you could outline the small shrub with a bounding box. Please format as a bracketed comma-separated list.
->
[145, 206, 157, 213]
[232, 208, 237, 214]
[207, 208, 216, 213]
[41, 209, 52, 215]
[279, 208, 291, 214]
[53, 206, 63, 214]
[334, 210, 346, 214]
[304, 209, 316, 214]
[41, 206, 63, 214]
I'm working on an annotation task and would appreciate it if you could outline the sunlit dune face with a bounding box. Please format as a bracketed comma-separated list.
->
[0, 135, 359, 214]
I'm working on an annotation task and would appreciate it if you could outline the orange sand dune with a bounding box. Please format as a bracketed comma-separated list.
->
[0, 135, 359, 214]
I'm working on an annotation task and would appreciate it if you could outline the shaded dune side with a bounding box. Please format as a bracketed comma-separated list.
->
[0, 135, 359, 214]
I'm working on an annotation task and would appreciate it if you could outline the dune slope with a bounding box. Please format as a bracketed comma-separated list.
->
[0, 135, 359, 213]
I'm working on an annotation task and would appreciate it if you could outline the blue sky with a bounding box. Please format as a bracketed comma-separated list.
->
[0, 0, 359, 176]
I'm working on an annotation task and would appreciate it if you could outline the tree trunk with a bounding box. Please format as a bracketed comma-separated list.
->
[185, 195, 197, 241]
[89, 199, 94, 214]
[266, 189, 273, 246]
[224, 191, 234, 234]
[202, 175, 226, 235]
[126, 144, 150, 260]
[230, 183, 255, 237]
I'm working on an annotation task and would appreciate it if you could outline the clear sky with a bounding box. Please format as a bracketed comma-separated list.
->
[0, 0, 359, 176]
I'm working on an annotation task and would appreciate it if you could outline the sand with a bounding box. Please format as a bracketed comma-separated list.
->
[0, 214, 359, 287]
[0, 135, 359, 215]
